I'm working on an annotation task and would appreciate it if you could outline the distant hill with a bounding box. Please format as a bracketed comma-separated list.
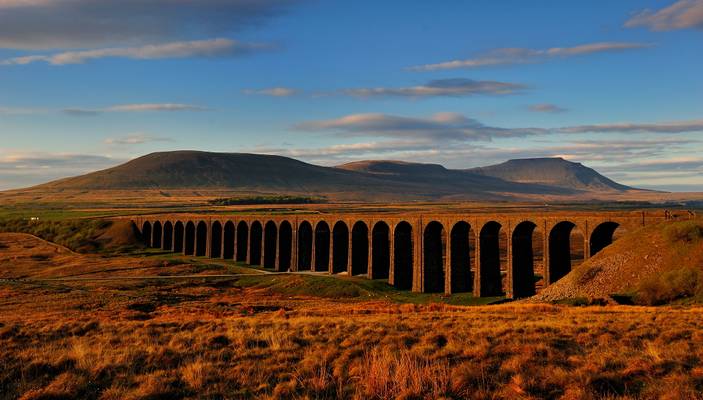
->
[41, 151, 381, 192]
[469, 157, 632, 192]
[338, 160, 450, 176]
[336, 160, 571, 195]
[27, 151, 638, 201]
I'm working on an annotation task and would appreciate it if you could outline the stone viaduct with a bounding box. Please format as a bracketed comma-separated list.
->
[133, 210, 672, 298]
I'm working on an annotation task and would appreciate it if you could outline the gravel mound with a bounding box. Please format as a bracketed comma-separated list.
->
[533, 221, 700, 302]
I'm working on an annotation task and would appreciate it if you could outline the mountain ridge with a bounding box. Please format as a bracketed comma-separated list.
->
[26, 151, 640, 201]
[468, 157, 632, 192]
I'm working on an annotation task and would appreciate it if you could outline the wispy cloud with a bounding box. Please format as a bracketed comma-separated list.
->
[243, 79, 525, 99]
[0, 106, 42, 115]
[0, 151, 124, 190]
[295, 113, 703, 143]
[408, 42, 651, 71]
[596, 156, 703, 190]
[0, 0, 300, 50]
[255, 139, 433, 159]
[295, 112, 546, 141]
[251, 136, 698, 167]
[528, 103, 567, 113]
[249, 137, 702, 191]
[537, 138, 699, 164]
[103, 133, 174, 145]
[559, 119, 703, 134]
[105, 104, 208, 112]
[62, 109, 100, 117]
[0, 1, 54, 7]
[626, 0, 703, 31]
[242, 87, 299, 97]
[342, 78, 526, 98]
[62, 103, 208, 116]
[354, 137, 689, 159]
[0, 152, 118, 169]
[601, 157, 703, 172]
[1, 38, 268, 66]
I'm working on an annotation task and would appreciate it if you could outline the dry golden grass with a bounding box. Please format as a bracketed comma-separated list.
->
[2, 234, 703, 399]
[4, 292, 703, 399]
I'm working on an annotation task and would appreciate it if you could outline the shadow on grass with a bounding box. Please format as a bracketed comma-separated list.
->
[107, 249, 505, 305]
[220, 273, 504, 305]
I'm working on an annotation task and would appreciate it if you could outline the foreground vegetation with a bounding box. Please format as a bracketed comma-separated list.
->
[2, 279, 703, 399]
[2, 209, 703, 398]
[0, 217, 113, 252]
[2, 233, 703, 399]
[535, 219, 703, 306]
[634, 221, 703, 305]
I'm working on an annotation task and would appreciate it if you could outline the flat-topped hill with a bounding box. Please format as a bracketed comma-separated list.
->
[469, 157, 632, 192]
[22, 151, 644, 201]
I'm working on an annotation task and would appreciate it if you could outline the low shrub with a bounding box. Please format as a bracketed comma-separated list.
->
[574, 265, 603, 285]
[664, 221, 703, 244]
[635, 266, 703, 305]
[553, 297, 608, 306]
[0, 218, 110, 252]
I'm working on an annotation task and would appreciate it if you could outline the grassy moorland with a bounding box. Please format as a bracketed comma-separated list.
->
[4, 285, 703, 400]
[0, 204, 702, 399]
[2, 233, 703, 399]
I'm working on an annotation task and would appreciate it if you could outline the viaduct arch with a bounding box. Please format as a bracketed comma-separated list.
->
[332, 221, 349, 274]
[133, 210, 675, 298]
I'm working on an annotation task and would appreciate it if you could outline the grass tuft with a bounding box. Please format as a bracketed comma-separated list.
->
[664, 221, 703, 244]
[636, 266, 703, 305]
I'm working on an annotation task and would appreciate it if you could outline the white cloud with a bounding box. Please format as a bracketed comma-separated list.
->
[0, 106, 42, 115]
[528, 104, 567, 113]
[288, 113, 703, 181]
[599, 157, 703, 172]
[105, 104, 208, 112]
[255, 139, 432, 159]
[544, 42, 650, 56]
[247, 136, 703, 191]
[103, 133, 174, 145]
[0, 151, 124, 190]
[63, 103, 208, 116]
[559, 119, 703, 134]
[294, 112, 546, 141]
[409, 42, 651, 71]
[0, 1, 55, 8]
[242, 87, 299, 97]
[296, 113, 703, 144]
[0, 0, 299, 50]
[626, 0, 703, 31]
[343, 78, 526, 97]
[243, 79, 525, 99]
[258, 136, 697, 165]
[1, 38, 267, 66]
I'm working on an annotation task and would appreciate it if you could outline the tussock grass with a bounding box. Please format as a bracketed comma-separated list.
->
[637, 267, 703, 305]
[3, 274, 703, 399]
[633, 221, 703, 305]
[3, 224, 703, 398]
[664, 221, 703, 244]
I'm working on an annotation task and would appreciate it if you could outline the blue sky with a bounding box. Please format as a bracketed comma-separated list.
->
[1, 0, 702, 190]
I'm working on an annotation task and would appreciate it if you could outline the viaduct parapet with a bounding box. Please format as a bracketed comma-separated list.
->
[133, 210, 681, 298]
